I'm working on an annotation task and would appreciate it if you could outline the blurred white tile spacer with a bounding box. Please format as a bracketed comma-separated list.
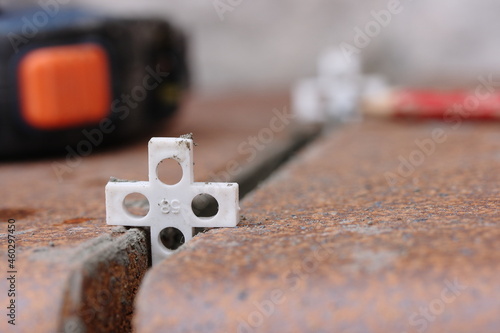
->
[291, 78, 325, 123]
[292, 48, 382, 123]
[105, 137, 240, 265]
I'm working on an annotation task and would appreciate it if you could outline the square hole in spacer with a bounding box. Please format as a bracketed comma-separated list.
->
[105, 137, 240, 265]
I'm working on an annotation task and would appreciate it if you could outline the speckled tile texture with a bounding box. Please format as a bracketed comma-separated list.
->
[135, 119, 500, 333]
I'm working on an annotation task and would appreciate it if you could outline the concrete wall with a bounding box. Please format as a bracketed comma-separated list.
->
[12, 0, 500, 94]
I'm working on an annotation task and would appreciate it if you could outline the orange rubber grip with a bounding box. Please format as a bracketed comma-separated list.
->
[18, 43, 112, 130]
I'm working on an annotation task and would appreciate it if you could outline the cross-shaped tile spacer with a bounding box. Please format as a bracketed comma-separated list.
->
[105, 137, 239, 265]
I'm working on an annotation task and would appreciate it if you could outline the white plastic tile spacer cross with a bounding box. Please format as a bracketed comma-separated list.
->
[105, 137, 240, 265]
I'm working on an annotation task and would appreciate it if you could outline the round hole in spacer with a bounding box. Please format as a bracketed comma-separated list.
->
[191, 193, 219, 219]
[159, 227, 185, 250]
[157, 158, 183, 185]
[123, 192, 150, 217]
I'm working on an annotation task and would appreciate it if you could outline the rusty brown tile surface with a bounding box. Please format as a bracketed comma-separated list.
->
[0, 92, 308, 332]
[135, 119, 500, 333]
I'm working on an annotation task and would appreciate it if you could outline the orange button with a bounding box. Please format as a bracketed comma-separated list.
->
[18, 43, 112, 130]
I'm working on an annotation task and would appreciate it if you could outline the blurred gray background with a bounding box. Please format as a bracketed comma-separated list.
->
[8, 0, 500, 94]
